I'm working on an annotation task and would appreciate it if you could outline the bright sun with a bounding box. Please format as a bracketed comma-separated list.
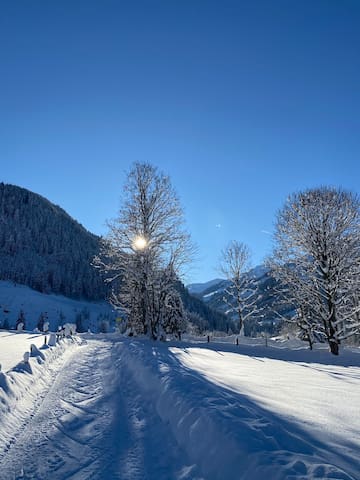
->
[132, 236, 147, 250]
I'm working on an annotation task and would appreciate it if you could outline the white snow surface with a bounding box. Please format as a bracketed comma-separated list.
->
[0, 334, 359, 479]
[0, 281, 115, 331]
[0, 331, 47, 372]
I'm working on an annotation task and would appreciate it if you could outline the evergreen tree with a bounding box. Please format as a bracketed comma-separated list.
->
[0, 183, 106, 300]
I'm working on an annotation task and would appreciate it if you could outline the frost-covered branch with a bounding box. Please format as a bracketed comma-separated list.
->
[93, 162, 194, 339]
[268, 187, 360, 354]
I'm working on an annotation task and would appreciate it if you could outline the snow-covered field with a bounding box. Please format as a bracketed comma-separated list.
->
[0, 333, 359, 479]
[0, 281, 115, 331]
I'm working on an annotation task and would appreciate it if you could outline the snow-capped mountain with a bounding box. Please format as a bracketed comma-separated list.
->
[187, 266, 292, 335]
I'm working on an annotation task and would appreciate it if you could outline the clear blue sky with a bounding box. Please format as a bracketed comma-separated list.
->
[1, 0, 360, 283]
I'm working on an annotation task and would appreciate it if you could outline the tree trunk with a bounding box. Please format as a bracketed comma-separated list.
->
[327, 297, 339, 355]
[329, 339, 339, 355]
[237, 308, 243, 336]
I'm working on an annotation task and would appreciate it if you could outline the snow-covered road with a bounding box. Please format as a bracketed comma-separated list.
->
[0, 338, 201, 480]
[0, 336, 359, 480]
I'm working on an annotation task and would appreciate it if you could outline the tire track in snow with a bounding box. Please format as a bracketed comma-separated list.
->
[0, 339, 79, 461]
[0, 340, 116, 479]
[0, 338, 201, 480]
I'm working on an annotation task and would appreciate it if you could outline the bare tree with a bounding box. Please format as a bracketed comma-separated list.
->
[270, 282, 321, 350]
[219, 241, 262, 335]
[269, 187, 360, 355]
[94, 162, 193, 339]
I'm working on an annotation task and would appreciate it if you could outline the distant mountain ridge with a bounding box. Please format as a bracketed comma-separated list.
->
[187, 266, 290, 336]
[187, 278, 225, 295]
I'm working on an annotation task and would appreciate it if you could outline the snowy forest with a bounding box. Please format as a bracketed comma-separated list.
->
[0, 183, 106, 299]
[93, 163, 360, 355]
[0, 166, 360, 480]
[0, 181, 227, 333]
[1, 164, 360, 355]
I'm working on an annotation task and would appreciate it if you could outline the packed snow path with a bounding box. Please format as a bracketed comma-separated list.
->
[0, 336, 359, 479]
[0, 338, 201, 480]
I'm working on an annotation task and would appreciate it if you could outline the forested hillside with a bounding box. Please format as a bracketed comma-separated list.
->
[0, 183, 105, 299]
[177, 281, 232, 332]
[0, 183, 228, 332]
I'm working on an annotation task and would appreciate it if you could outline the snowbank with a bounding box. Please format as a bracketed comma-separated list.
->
[118, 340, 240, 479]
[117, 338, 360, 480]
[0, 331, 46, 372]
[0, 332, 81, 455]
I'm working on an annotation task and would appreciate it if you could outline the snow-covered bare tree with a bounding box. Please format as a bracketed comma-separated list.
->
[269, 187, 360, 355]
[94, 162, 193, 339]
[270, 283, 321, 350]
[219, 241, 263, 335]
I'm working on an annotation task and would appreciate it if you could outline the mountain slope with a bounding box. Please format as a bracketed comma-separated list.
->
[0, 183, 237, 332]
[176, 281, 231, 332]
[0, 280, 115, 332]
[187, 278, 224, 295]
[189, 266, 292, 336]
[0, 183, 105, 299]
